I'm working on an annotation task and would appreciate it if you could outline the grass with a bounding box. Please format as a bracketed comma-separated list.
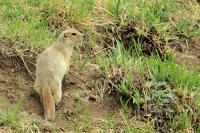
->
[67, 0, 95, 22]
[98, 41, 200, 132]
[0, 97, 41, 133]
[147, 57, 200, 90]
[0, 0, 200, 132]
[1, 97, 23, 131]
[16, 75, 28, 86]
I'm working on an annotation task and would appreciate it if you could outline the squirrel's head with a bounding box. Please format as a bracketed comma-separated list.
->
[59, 28, 87, 47]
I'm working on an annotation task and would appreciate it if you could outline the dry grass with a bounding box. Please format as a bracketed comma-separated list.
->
[0, 0, 200, 132]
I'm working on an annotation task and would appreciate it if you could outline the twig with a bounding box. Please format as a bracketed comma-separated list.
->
[94, 7, 114, 17]
[17, 52, 35, 81]
[89, 47, 109, 57]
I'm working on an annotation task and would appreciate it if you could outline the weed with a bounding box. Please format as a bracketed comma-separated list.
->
[16, 75, 28, 86]
[172, 18, 200, 39]
[62, 89, 93, 132]
[101, 118, 116, 132]
[1, 0, 200, 132]
[120, 99, 155, 133]
[147, 57, 200, 90]
[23, 121, 41, 133]
[106, 0, 122, 19]
[77, 57, 90, 73]
[2, 96, 24, 131]
[171, 108, 193, 132]
[67, 0, 95, 22]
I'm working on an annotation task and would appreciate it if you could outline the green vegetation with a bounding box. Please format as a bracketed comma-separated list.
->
[0, 0, 200, 132]
[98, 42, 200, 132]
[1, 97, 23, 131]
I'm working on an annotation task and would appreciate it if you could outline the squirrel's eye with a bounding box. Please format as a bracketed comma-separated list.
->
[72, 33, 76, 36]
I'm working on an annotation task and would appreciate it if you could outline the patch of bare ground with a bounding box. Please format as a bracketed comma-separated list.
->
[0, 126, 13, 133]
[173, 39, 200, 72]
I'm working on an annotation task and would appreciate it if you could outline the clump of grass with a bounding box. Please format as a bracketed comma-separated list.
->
[171, 110, 193, 132]
[16, 75, 28, 86]
[22, 121, 41, 133]
[140, 0, 178, 24]
[170, 18, 200, 39]
[2, 96, 24, 131]
[0, 97, 42, 132]
[147, 57, 200, 91]
[67, 0, 95, 22]
[106, 0, 122, 19]
[120, 99, 155, 133]
[64, 93, 92, 132]
[77, 57, 90, 73]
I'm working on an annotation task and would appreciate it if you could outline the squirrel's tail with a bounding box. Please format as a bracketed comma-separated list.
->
[42, 88, 55, 121]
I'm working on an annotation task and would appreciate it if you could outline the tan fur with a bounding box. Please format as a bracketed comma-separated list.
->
[34, 28, 84, 121]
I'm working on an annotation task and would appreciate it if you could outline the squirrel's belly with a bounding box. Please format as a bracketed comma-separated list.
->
[55, 61, 69, 81]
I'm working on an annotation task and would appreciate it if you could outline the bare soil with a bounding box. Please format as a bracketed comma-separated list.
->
[174, 39, 200, 71]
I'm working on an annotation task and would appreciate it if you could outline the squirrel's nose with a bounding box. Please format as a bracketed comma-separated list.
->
[82, 30, 89, 41]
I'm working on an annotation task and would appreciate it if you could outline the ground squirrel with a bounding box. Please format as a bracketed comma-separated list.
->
[34, 28, 86, 121]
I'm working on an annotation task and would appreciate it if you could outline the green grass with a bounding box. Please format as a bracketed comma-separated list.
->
[120, 99, 155, 133]
[98, 41, 200, 132]
[0, 97, 41, 133]
[0, 0, 95, 52]
[1, 97, 23, 131]
[147, 58, 200, 90]
[1, 0, 200, 132]
[16, 75, 28, 86]
[67, 0, 95, 22]
[106, 0, 122, 19]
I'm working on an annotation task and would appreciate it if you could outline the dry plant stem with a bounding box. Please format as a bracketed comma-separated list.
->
[94, 7, 114, 17]
[169, 18, 189, 54]
[184, 39, 189, 54]
[17, 52, 35, 81]
[90, 48, 109, 58]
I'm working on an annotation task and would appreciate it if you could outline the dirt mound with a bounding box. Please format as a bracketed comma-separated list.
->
[99, 22, 167, 58]
[118, 22, 166, 58]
